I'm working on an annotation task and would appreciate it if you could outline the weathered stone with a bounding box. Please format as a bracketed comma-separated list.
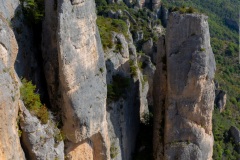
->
[0, 15, 25, 160]
[164, 12, 215, 160]
[105, 32, 140, 160]
[140, 54, 156, 108]
[142, 38, 154, 56]
[43, 0, 110, 159]
[0, 0, 19, 20]
[19, 102, 64, 160]
[215, 90, 227, 112]
[153, 36, 167, 160]
[160, 5, 168, 27]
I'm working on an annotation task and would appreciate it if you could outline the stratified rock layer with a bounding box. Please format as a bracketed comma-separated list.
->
[154, 12, 216, 160]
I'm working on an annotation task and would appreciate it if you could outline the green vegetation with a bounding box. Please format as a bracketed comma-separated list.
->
[161, 0, 240, 158]
[107, 75, 130, 102]
[129, 60, 138, 77]
[97, 16, 128, 50]
[54, 130, 65, 144]
[20, 79, 49, 124]
[20, 0, 44, 25]
[110, 142, 118, 159]
[170, 6, 198, 14]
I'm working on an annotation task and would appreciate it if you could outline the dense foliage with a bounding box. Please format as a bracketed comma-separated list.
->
[161, 0, 240, 159]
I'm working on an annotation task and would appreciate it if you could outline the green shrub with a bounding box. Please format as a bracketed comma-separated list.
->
[110, 143, 118, 159]
[36, 104, 49, 124]
[129, 60, 138, 77]
[20, 79, 49, 124]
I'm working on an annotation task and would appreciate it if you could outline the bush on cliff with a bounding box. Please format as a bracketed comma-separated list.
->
[20, 79, 49, 124]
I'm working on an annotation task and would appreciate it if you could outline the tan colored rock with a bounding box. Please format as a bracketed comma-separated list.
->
[164, 12, 215, 160]
[42, 0, 110, 159]
[0, 15, 25, 160]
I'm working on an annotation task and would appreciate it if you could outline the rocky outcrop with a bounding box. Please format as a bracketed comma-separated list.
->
[105, 33, 140, 160]
[0, 0, 19, 20]
[153, 12, 216, 160]
[42, 0, 109, 159]
[215, 90, 227, 112]
[0, 15, 25, 160]
[19, 102, 64, 160]
[160, 5, 168, 27]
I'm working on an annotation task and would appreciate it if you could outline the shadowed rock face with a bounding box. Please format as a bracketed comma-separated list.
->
[0, 15, 25, 160]
[43, 0, 109, 159]
[154, 12, 216, 160]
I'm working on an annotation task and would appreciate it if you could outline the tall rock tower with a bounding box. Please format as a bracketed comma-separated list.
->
[153, 12, 216, 160]
[42, 0, 109, 159]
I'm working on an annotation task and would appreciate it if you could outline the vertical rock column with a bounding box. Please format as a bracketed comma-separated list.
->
[164, 13, 216, 160]
[154, 12, 216, 160]
[42, 0, 109, 159]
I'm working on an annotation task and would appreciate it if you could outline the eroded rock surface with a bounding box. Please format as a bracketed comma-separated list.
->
[105, 33, 140, 160]
[43, 0, 110, 159]
[19, 103, 64, 160]
[0, 15, 25, 160]
[153, 12, 216, 160]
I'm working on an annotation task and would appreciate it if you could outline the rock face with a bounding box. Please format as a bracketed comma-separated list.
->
[153, 12, 216, 160]
[215, 90, 227, 112]
[105, 33, 140, 160]
[0, 0, 19, 20]
[43, 0, 109, 159]
[19, 103, 64, 160]
[0, 15, 25, 160]
[153, 36, 167, 160]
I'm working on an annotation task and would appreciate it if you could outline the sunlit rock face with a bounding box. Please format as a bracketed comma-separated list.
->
[42, 0, 109, 159]
[153, 12, 216, 160]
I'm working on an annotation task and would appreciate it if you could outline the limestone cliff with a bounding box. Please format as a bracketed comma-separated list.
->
[42, 0, 109, 159]
[153, 12, 216, 160]
[0, 14, 25, 160]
